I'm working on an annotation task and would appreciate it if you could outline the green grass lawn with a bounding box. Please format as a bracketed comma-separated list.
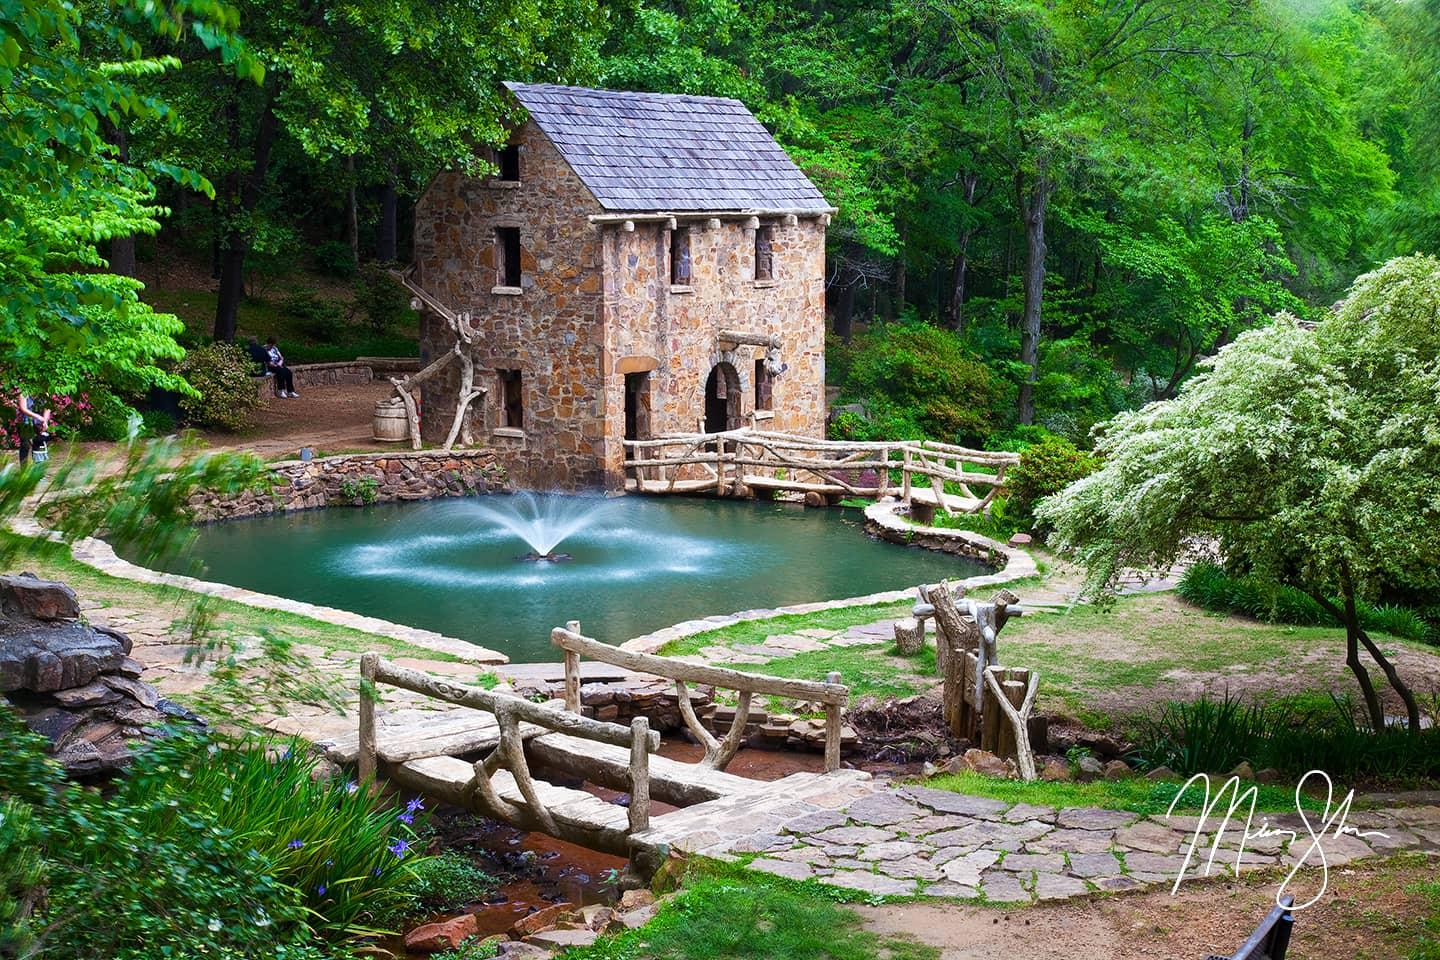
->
[920, 770, 1325, 814]
[563, 861, 937, 960]
[659, 600, 915, 658]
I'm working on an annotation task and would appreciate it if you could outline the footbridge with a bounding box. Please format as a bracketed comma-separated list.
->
[623, 429, 1018, 516]
[327, 625, 876, 873]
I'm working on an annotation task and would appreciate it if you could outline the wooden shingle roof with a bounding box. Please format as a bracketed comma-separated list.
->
[505, 82, 832, 214]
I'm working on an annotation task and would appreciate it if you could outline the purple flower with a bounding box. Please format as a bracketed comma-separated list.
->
[372, 867, 382, 877]
[405, 797, 425, 815]
[344, 781, 358, 794]
[287, 839, 304, 850]
[316, 885, 327, 897]
[387, 839, 410, 859]
[398, 812, 414, 825]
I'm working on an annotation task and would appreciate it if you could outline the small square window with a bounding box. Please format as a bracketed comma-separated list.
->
[670, 227, 692, 285]
[755, 225, 774, 281]
[498, 368, 523, 428]
[496, 227, 521, 287]
[497, 144, 520, 182]
[754, 359, 773, 411]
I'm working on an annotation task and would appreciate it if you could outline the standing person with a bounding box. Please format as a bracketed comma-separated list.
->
[264, 337, 299, 398]
[7, 393, 51, 463]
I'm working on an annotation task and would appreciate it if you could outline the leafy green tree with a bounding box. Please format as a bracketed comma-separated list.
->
[0, 0, 256, 403]
[165, 0, 606, 340]
[1039, 256, 1440, 732]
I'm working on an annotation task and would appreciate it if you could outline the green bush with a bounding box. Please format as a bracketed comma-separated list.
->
[1130, 693, 1440, 784]
[830, 317, 1005, 445]
[177, 342, 262, 431]
[120, 736, 432, 938]
[76, 391, 139, 441]
[139, 408, 177, 437]
[1005, 435, 1098, 531]
[401, 850, 499, 913]
[0, 708, 425, 957]
[353, 263, 417, 334]
[1178, 562, 1429, 642]
[314, 239, 357, 279]
[283, 292, 350, 343]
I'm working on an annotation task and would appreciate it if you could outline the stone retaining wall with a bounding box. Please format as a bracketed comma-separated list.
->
[193, 449, 508, 521]
[253, 360, 383, 399]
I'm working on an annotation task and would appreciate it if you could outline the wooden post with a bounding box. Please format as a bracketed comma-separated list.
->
[358, 652, 379, 790]
[984, 666, 1040, 781]
[823, 671, 843, 772]
[901, 447, 912, 500]
[993, 670, 1028, 759]
[629, 716, 651, 833]
[564, 620, 581, 713]
[893, 617, 924, 655]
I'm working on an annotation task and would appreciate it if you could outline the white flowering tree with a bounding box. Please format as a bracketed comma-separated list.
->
[1038, 256, 1440, 733]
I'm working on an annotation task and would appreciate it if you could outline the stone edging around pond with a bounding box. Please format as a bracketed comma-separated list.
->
[8, 517, 509, 666]
[192, 449, 508, 522]
[618, 503, 1036, 657]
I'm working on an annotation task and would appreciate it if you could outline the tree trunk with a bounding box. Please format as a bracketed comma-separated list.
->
[1017, 174, 1050, 425]
[833, 279, 856, 343]
[949, 246, 970, 331]
[104, 124, 137, 277]
[893, 226, 907, 319]
[213, 92, 280, 341]
[376, 173, 398, 262]
[345, 155, 359, 266]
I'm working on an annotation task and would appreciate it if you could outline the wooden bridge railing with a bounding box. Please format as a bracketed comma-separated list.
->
[358, 652, 661, 833]
[622, 429, 1019, 515]
[551, 622, 850, 772]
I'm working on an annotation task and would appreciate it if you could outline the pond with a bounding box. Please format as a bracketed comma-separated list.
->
[156, 495, 988, 662]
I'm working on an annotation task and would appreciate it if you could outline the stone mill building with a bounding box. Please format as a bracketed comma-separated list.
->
[411, 82, 834, 490]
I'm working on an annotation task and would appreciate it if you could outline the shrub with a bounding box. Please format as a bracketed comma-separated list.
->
[120, 736, 432, 938]
[353, 263, 417, 334]
[314, 239, 357, 278]
[177, 342, 262, 431]
[401, 850, 499, 913]
[0, 709, 429, 956]
[1178, 562, 1428, 641]
[139, 408, 177, 437]
[831, 317, 1005, 445]
[1005, 435, 1098, 531]
[283, 292, 349, 343]
[1130, 694, 1270, 775]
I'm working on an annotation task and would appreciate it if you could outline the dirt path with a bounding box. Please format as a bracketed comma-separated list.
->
[858, 852, 1438, 959]
[201, 380, 399, 460]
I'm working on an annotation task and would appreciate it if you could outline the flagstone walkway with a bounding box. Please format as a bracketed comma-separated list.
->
[728, 784, 1440, 902]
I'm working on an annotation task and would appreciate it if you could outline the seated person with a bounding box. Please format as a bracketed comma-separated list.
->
[264, 337, 299, 398]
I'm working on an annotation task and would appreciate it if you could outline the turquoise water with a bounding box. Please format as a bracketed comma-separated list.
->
[160, 496, 987, 662]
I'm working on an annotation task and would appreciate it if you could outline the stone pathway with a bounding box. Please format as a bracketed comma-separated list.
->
[726, 784, 1440, 901]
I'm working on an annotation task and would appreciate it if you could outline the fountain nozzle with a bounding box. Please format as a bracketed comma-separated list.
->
[517, 551, 573, 563]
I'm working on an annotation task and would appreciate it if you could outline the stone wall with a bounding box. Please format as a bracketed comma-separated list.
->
[598, 217, 828, 482]
[254, 361, 376, 399]
[412, 120, 828, 492]
[413, 123, 608, 490]
[192, 450, 508, 521]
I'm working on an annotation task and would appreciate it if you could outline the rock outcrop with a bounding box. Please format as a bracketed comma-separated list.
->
[0, 573, 197, 778]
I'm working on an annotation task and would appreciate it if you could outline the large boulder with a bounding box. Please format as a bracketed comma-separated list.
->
[1, 574, 198, 779]
[0, 573, 80, 622]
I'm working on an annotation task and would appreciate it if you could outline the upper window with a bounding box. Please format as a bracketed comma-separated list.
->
[670, 227, 692, 286]
[754, 225, 775, 281]
[497, 144, 520, 182]
[496, 227, 521, 288]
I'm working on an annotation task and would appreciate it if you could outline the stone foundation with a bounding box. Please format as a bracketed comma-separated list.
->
[192, 449, 508, 521]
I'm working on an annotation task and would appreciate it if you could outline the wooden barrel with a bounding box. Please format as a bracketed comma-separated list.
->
[372, 398, 408, 442]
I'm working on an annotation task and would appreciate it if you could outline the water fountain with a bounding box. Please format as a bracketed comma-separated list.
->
[465, 491, 613, 562]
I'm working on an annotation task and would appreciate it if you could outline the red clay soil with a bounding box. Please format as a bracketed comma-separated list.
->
[201, 381, 399, 460]
[860, 852, 1438, 960]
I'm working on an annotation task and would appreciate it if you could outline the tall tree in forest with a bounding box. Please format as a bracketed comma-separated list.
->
[164, 0, 606, 341]
[0, 0, 255, 401]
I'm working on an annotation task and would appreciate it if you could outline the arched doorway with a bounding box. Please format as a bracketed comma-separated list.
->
[704, 362, 742, 434]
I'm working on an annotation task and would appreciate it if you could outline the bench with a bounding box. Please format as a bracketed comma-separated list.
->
[1204, 897, 1293, 960]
